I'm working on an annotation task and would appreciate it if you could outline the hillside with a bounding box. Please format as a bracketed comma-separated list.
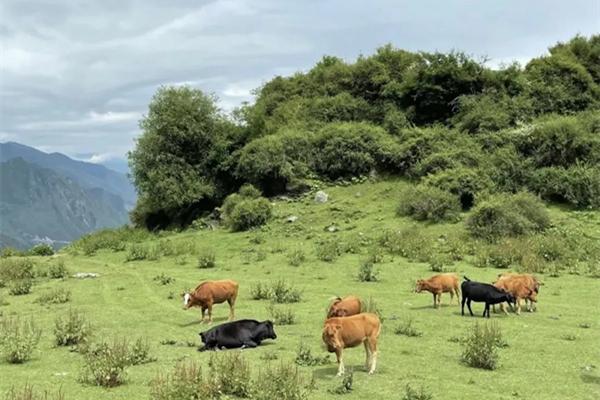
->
[0, 142, 136, 207]
[0, 179, 599, 399]
[0, 157, 129, 249]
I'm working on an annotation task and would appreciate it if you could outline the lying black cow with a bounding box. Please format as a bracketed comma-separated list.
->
[461, 276, 516, 318]
[199, 319, 277, 351]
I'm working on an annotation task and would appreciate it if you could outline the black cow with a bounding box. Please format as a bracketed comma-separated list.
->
[198, 319, 277, 351]
[461, 276, 516, 318]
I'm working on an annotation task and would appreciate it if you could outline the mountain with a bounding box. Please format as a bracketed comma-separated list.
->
[0, 157, 129, 249]
[0, 142, 136, 207]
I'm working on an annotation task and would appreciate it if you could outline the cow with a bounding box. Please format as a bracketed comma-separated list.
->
[415, 273, 460, 308]
[322, 313, 381, 376]
[198, 319, 276, 351]
[493, 273, 540, 314]
[461, 276, 516, 318]
[327, 296, 362, 318]
[183, 279, 239, 323]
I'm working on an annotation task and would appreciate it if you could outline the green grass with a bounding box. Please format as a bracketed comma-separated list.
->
[1, 179, 599, 399]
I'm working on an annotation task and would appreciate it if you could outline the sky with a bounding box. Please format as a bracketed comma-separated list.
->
[0, 0, 598, 167]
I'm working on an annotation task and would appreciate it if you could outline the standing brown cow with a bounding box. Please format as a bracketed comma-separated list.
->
[493, 273, 540, 314]
[327, 296, 362, 318]
[183, 279, 239, 323]
[322, 313, 381, 376]
[415, 273, 460, 308]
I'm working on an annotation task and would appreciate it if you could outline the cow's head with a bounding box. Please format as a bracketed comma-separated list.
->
[182, 290, 194, 309]
[504, 292, 516, 306]
[414, 280, 425, 293]
[322, 323, 342, 352]
[264, 320, 277, 340]
[327, 298, 344, 318]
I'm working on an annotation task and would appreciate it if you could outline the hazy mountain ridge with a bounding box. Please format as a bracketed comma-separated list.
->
[0, 156, 130, 250]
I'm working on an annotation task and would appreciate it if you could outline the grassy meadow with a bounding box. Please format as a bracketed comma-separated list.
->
[1, 179, 600, 399]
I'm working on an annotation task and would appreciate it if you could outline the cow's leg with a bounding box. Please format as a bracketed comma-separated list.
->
[467, 299, 474, 316]
[432, 293, 437, 308]
[455, 288, 461, 305]
[367, 337, 378, 374]
[206, 302, 213, 324]
[241, 340, 258, 349]
[449, 291, 454, 306]
[461, 296, 466, 316]
[201, 306, 207, 323]
[227, 298, 235, 321]
[437, 293, 442, 308]
[335, 349, 344, 376]
[363, 340, 371, 371]
[515, 298, 522, 315]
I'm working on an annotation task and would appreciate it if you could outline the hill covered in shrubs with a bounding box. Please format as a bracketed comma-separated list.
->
[128, 35, 600, 230]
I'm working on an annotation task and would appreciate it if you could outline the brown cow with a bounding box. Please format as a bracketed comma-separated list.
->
[183, 279, 239, 323]
[327, 296, 362, 318]
[322, 313, 381, 376]
[415, 273, 460, 308]
[493, 273, 539, 315]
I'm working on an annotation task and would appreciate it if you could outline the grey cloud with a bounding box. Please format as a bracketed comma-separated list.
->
[0, 0, 598, 163]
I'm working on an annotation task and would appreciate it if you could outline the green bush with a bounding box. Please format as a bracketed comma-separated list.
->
[329, 371, 353, 395]
[125, 243, 159, 262]
[461, 322, 503, 370]
[529, 164, 600, 209]
[394, 317, 423, 337]
[423, 167, 493, 210]
[357, 260, 379, 282]
[1, 247, 26, 258]
[403, 384, 433, 400]
[466, 192, 550, 241]
[229, 198, 273, 231]
[252, 361, 311, 400]
[9, 279, 33, 296]
[197, 248, 216, 269]
[150, 360, 204, 400]
[270, 280, 302, 304]
[267, 303, 296, 325]
[0, 258, 35, 287]
[72, 227, 152, 255]
[397, 185, 461, 222]
[287, 248, 306, 267]
[250, 282, 271, 300]
[45, 259, 69, 279]
[0, 317, 41, 364]
[79, 338, 131, 387]
[128, 337, 156, 365]
[28, 244, 54, 256]
[54, 309, 92, 347]
[35, 288, 71, 304]
[315, 238, 343, 262]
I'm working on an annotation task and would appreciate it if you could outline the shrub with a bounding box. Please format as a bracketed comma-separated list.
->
[3, 384, 65, 400]
[54, 309, 92, 347]
[79, 338, 130, 387]
[287, 248, 306, 267]
[128, 337, 156, 365]
[530, 164, 600, 209]
[0, 258, 35, 287]
[466, 192, 550, 242]
[9, 279, 33, 296]
[315, 238, 343, 262]
[329, 370, 353, 395]
[238, 183, 262, 198]
[1, 247, 26, 258]
[473, 239, 527, 269]
[270, 280, 302, 303]
[35, 288, 71, 304]
[461, 322, 503, 370]
[125, 243, 159, 261]
[250, 282, 271, 300]
[72, 227, 152, 255]
[267, 303, 296, 325]
[295, 342, 330, 366]
[28, 244, 54, 256]
[45, 259, 69, 279]
[378, 227, 429, 262]
[394, 317, 423, 337]
[197, 248, 216, 269]
[403, 384, 434, 400]
[252, 361, 312, 400]
[361, 296, 384, 322]
[357, 260, 379, 282]
[208, 352, 252, 397]
[423, 167, 493, 210]
[397, 185, 461, 222]
[229, 198, 273, 231]
[153, 273, 174, 285]
[150, 360, 204, 400]
[0, 317, 41, 364]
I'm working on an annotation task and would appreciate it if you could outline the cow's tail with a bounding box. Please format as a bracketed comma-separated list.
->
[463, 276, 471, 282]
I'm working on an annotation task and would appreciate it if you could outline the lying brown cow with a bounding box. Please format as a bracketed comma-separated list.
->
[493, 273, 539, 315]
[415, 273, 460, 308]
[327, 296, 362, 318]
[183, 279, 239, 323]
[322, 313, 381, 376]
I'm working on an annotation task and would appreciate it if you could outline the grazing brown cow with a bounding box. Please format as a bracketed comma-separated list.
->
[493, 273, 540, 315]
[415, 273, 460, 308]
[322, 313, 381, 376]
[183, 280, 239, 323]
[327, 296, 362, 318]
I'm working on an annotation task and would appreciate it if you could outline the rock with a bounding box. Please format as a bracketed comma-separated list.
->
[286, 215, 298, 223]
[326, 225, 338, 233]
[314, 191, 328, 203]
[73, 272, 99, 279]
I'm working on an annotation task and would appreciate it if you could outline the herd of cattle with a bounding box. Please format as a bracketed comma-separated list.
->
[182, 272, 541, 376]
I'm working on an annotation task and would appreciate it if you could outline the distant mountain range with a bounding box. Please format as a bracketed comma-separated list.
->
[0, 142, 136, 250]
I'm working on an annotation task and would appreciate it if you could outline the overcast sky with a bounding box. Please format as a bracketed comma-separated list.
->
[1, 0, 598, 165]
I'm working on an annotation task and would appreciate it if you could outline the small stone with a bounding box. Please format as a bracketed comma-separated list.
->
[326, 225, 338, 233]
[73, 272, 99, 279]
[314, 191, 328, 203]
[286, 215, 298, 223]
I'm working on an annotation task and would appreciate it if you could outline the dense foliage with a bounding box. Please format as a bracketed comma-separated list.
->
[129, 35, 600, 228]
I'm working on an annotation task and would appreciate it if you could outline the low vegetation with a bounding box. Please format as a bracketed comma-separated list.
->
[53, 309, 92, 347]
[0, 316, 41, 364]
[461, 322, 504, 370]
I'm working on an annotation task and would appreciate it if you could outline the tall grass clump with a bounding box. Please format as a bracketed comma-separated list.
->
[35, 288, 71, 304]
[250, 282, 271, 300]
[252, 361, 312, 400]
[3, 384, 65, 400]
[270, 280, 302, 303]
[357, 259, 379, 282]
[394, 317, 423, 337]
[79, 338, 131, 387]
[72, 227, 152, 255]
[295, 342, 330, 366]
[0, 317, 41, 364]
[466, 192, 550, 242]
[8, 279, 33, 296]
[45, 259, 69, 279]
[397, 185, 461, 222]
[54, 309, 92, 347]
[403, 384, 433, 400]
[287, 247, 306, 266]
[125, 243, 159, 261]
[28, 244, 54, 256]
[0, 258, 35, 287]
[267, 303, 297, 325]
[197, 248, 216, 269]
[315, 238, 342, 262]
[461, 321, 504, 370]
[149, 360, 205, 400]
[207, 352, 252, 397]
